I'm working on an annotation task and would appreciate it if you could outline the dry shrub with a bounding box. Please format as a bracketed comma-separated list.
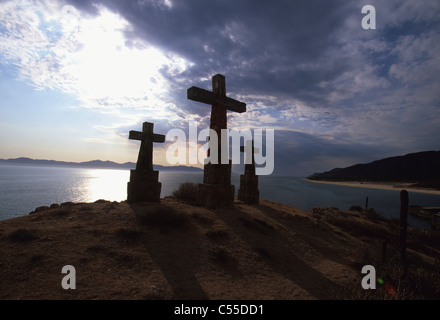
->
[336, 244, 440, 300]
[172, 182, 199, 204]
[349, 205, 364, 212]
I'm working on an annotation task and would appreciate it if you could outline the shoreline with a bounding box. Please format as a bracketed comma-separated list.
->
[304, 179, 440, 195]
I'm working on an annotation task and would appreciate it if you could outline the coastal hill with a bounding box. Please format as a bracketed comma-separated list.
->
[308, 151, 440, 188]
[0, 157, 202, 172]
[0, 197, 439, 299]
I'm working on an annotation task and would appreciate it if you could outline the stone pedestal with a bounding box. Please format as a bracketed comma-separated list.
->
[197, 161, 235, 208]
[197, 183, 235, 208]
[238, 174, 259, 204]
[127, 170, 161, 203]
[203, 163, 231, 185]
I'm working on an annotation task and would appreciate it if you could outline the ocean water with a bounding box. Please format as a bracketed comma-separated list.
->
[0, 164, 439, 229]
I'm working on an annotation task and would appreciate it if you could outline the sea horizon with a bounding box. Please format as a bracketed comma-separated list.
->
[1, 164, 438, 230]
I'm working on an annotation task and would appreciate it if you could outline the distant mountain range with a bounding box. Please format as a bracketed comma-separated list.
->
[308, 151, 440, 187]
[0, 157, 203, 172]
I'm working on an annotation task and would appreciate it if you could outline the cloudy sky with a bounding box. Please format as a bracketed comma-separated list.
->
[0, 0, 439, 176]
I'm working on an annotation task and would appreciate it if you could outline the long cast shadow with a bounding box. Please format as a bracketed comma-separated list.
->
[130, 203, 209, 300]
[215, 205, 343, 299]
[257, 203, 354, 266]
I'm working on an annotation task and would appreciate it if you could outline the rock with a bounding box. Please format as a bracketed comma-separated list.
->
[50, 203, 60, 209]
[94, 199, 109, 204]
[29, 206, 50, 215]
[61, 202, 75, 207]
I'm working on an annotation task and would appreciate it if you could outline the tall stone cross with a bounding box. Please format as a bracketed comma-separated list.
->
[127, 121, 165, 203]
[188, 74, 246, 164]
[187, 74, 246, 207]
[238, 139, 260, 204]
[129, 122, 165, 171]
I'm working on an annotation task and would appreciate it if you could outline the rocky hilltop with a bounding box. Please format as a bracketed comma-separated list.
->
[0, 198, 439, 300]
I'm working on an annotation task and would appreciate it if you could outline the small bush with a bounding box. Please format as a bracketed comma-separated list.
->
[349, 205, 364, 212]
[366, 208, 386, 222]
[172, 183, 199, 204]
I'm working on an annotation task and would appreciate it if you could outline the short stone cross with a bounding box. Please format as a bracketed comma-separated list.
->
[127, 121, 165, 203]
[129, 122, 165, 171]
[238, 140, 260, 204]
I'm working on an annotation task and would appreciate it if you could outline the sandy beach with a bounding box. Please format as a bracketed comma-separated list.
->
[305, 179, 440, 195]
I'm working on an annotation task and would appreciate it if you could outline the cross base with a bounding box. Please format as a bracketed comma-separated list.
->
[197, 183, 235, 208]
[203, 162, 232, 185]
[127, 170, 161, 203]
[237, 174, 259, 204]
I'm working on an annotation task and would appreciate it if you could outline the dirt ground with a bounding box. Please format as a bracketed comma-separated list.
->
[0, 197, 439, 300]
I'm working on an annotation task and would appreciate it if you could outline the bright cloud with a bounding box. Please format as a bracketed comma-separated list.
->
[0, 0, 191, 120]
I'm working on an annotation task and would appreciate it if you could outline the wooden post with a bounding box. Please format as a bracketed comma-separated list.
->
[365, 196, 369, 211]
[400, 190, 408, 277]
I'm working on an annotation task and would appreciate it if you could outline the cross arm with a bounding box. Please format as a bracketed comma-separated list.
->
[129, 130, 165, 143]
[152, 134, 165, 143]
[129, 130, 143, 141]
[187, 86, 246, 113]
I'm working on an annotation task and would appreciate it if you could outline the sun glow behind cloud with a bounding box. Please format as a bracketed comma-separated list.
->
[0, 0, 191, 119]
[1, 0, 440, 174]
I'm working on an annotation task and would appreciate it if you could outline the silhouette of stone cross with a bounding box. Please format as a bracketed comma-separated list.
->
[240, 140, 260, 176]
[129, 122, 165, 171]
[187, 74, 246, 163]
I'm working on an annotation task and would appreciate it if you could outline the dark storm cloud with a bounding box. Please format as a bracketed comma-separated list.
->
[68, 0, 440, 114]
[68, 0, 440, 174]
[271, 130, 403, 176]
[70, 0, 358, 106]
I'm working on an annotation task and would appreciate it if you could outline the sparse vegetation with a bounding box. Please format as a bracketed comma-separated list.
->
[337, 244, 440, 300]
[2, 197, 440, 300]
[365, 208, 385, 222]
[349, 205, 364, 212]
[172, 182, 199, 204]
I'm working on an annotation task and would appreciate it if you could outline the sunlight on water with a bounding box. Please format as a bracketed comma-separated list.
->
[83, 169, 129, 202]
[0, 165, 438, 230]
